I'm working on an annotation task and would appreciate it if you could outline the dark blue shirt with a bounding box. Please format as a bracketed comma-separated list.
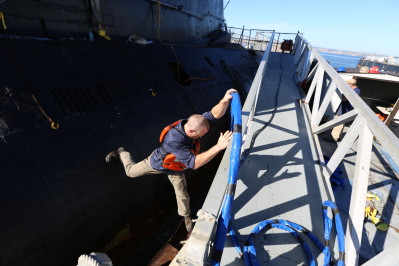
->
[150, 111, 216, 174]
[341, 86, 360, 114]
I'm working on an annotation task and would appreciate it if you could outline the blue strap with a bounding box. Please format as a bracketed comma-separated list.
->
[279, 220, 324, 252]
[322, 201, 346, 266]
[228, 224, 243, 257]
[242, 219, 323, 266]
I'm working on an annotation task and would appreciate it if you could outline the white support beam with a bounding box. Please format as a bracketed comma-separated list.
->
[384, 98, 399, 126]
[311, 80, 336, 128]
[294, 39, 304, 64]
[293, 34, 300, 55]
[313, 109, 357, 134]
[322, 116, 362, 178]
[311, 68, 325, 124]
[298, 48, 309, 80]
[345, 119, 373, 266]
[301, 52, 314, 82]
[305, 65, 321, 104]
[298, 43, 307, 67]
[305, 62, 319, 84]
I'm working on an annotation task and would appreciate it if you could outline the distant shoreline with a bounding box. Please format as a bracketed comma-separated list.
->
[314, 47, 385, 58]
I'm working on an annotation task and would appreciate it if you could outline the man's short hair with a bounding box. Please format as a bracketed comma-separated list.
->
[187, 114, 210, 131]
[346, 79, 357, 86]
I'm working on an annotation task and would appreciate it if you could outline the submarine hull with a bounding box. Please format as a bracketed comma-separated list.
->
[0, 38, 261, 265]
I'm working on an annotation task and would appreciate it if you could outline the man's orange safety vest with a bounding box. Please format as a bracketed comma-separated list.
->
[159, 120, 200, 171]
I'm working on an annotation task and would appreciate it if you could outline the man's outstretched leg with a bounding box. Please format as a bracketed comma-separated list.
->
[168, 173, 193, 232]
[105, 147, 126, 163]
[106, 148, 193, 231]
[105, 148, 160, 178]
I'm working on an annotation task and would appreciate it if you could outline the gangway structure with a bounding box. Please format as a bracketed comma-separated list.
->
[173, 32, 399, 265]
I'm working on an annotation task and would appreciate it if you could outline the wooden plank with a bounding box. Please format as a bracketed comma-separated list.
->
[331, 119, 344, 141]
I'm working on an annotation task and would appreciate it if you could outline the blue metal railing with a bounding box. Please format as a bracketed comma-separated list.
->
[211, 92, 242, 265]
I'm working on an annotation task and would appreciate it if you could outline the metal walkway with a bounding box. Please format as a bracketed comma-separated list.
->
[220, 52, 331, 265]
[173, 32, 399, 266]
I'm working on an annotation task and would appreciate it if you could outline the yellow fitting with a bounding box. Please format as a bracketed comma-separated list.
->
[365, 206, 378, 218]
[0, 12, 7, 30]
[365, 206, 371, 217]
[366, 193, 380, 201]
[99, 29, 111, 40]
[98, 24, 111, 40]
[51, 122, 60, 130]
[370, 216, 380, 224]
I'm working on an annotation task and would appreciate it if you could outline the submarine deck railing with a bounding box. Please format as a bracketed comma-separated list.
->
[293, 33, 399, 265]
[173, 32, 399, 265]
[227, 27, 296, 52]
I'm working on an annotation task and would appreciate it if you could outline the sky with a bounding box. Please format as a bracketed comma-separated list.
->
[224, 0, 399, 57]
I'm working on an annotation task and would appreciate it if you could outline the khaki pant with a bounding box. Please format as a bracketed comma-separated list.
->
[331, 115, 344, 140]
[331, 123, 344, 140]
[120, 151, 190, 217]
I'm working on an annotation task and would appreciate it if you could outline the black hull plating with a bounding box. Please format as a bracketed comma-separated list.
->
[0, 0, 225, 42]
[0, 38, 261, 265]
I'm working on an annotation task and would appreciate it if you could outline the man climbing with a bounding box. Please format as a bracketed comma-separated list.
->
[328, 78, 361, 141]
[341, 78, 360, 114]
[105, 88, 236, 232]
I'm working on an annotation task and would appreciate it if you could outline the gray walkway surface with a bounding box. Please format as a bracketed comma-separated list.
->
[220, 52, 334, 265]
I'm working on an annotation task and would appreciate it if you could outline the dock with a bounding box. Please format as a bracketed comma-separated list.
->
[172, 33, 399, 265]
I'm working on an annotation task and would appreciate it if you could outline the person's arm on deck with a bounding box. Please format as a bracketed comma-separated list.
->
[193, 131, 233, 169]
[193, 88, 236, 169]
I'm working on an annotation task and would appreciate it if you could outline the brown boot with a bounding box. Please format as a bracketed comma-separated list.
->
[105, 147, 126, 163]
[184, 216, 193, 232]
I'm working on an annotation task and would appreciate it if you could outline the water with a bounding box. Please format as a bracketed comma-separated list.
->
[320, 52, 362, 68]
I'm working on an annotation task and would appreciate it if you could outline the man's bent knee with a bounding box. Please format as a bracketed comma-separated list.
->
[124, 159, 161, 178]
[125, 164, 141, 178]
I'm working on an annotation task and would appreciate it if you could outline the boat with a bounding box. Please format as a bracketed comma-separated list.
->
[358, 56, 399, 75]
[0, 1, 263, 265]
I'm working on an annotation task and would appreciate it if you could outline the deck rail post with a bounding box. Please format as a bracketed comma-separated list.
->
[241, 31, 275, 147]
[345, 119, 373, 266]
